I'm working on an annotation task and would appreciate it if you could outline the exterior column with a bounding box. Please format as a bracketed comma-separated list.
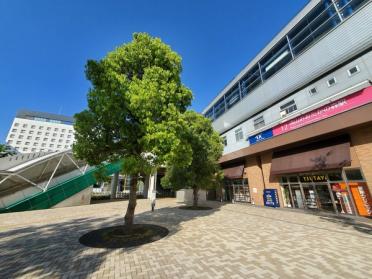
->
[110, 172, 119, 199]
[147, 171, 157, 200]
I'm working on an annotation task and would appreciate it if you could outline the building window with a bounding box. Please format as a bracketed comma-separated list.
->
[33, 142, 38, 146]
[260, 38, 292, 81]
[31, 148, 36, 152]
[67, 135, 71, 138]
[25, 142, 30, 145]
[66, 140, 70, 143]
[58, 139, 63, 143]
[23, 147, 28, 151]
[53, 133, 57, 137]
[68, 130, 73, 133]
[54, 128, 58, 131]
[11, 128, 17, 132]
[37, 131, 42, 135]
[225, 86, 240, 109]
[22, 124, 27, 128]
[43, 138, 48, 141]
[64, 145, 69, 148]
[222, 136, 227, 146]
[235, 128, 244, 142]
[42, 143, 46, 147]
[9, 134, 15, 138]
[327, 77, 337, 87]
[51, 139, 56, 142]
[253, 116, 265, 130]
[18, 135, 24, 139]
[49, 144, 54, 148]
[29, 130, 34, 134]
[31, 125, 36, 129]
[347, 65, 360, 77]
[62, 129, 66, 132]
[47, 127, 51, 131]
[27, 136, 32, 140]
[14, 123, 19, 127]
[45, 132, 50, 136]
[57, 145, 62, 148]
[60, 134, 64, 137]
[309, 87, 318, 96]
[16, 141, 21, 145]
[7, 140, 13, 144]
[20, 130, 26, 133]
[35, 137, 40, 140]
[39, 126, 44, 129]
[280, 100, 297, 117]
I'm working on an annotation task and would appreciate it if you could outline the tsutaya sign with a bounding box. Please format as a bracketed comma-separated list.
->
[248, 86, 372, 145]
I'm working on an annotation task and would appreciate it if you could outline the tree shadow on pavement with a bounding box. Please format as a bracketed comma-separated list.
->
[0, 201, 224, 278]
[319, 215, 372, 235]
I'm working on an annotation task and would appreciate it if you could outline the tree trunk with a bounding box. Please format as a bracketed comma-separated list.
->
[193, 187, 199, 207]
[124, 175, 138, 226]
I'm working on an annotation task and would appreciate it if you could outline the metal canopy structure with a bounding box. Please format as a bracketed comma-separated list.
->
[0, 150, 121, 213]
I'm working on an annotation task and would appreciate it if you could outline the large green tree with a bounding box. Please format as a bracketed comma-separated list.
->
[162, 111, 223, 207]
[74, 33, 193, 225]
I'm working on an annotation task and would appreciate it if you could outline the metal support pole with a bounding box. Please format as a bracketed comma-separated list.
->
[332, 0, 344, 22]
[286, 35, 295, 59]
[258, 62, 264, 83]
[44, 154, 64, 191]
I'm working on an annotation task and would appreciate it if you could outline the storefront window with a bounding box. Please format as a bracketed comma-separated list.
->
[328, 171, 343, 181]
[280, 169, 372, 217]
[282, 185, 291, 207]
[289, 176, 298, 183]
[330, 183, 355, 215]
[345, 169, 364, 181]
[224, 178, 250, 203]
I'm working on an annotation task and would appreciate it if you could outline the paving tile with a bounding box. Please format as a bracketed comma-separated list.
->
[0, 199, 372, 279]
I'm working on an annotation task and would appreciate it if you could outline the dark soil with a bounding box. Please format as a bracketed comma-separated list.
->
[79, 224, 169, 249]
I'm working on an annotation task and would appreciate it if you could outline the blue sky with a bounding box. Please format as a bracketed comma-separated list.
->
[0, 0, 308, 142]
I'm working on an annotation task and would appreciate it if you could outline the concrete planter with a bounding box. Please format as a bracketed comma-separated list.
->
[176, 189, 206, 204]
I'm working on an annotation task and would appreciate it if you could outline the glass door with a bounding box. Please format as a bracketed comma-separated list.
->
[302, 184, 318, 209]
[290, 184, 304, 208]
[314, 183, 334, 212]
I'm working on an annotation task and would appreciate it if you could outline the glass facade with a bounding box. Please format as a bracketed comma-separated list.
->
[204, 0, 368, 121]
[280, 168, 372, 216]
[224, 178, 250, 202]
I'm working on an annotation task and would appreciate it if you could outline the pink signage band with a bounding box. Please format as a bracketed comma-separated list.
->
[272, 86, 372, 136]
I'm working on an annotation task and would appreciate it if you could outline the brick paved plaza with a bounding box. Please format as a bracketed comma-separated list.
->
[0, 198, 371, 279]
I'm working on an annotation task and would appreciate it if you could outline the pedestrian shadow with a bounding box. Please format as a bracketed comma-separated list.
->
[319, 215, 372, 235]
[0, 201, 224, 278]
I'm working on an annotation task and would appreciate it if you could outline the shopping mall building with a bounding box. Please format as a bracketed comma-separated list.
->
[203, 0, 372, 217]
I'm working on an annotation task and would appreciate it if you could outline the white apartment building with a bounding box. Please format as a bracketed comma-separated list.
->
[5, 110, 75, 153]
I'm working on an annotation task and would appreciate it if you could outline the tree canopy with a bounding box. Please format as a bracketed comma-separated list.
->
[73, 33, 193, 224]
[74, 33, 193, 172]
[162, 111, 223, 206]
[0, 144, 17, 158]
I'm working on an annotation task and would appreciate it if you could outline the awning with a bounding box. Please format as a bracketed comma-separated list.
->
[223, 165, 244, 179]
[271, 142, 351, 175]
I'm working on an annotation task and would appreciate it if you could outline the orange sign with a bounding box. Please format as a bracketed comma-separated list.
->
[350, 183, 372, 217]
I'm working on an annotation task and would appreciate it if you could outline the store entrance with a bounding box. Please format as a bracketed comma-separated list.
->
[280, 169, 372, 216]
[281, 172, 344, 214]
[224, 178, 250, 203]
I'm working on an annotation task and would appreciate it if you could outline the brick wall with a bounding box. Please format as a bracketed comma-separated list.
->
[244, 156, 265, 206]
[350, 124, 372, 193]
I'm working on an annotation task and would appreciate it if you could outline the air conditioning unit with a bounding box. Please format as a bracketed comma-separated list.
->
[280, 110, 287, 118]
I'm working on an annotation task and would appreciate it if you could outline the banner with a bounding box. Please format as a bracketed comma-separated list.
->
[272, 86, 372, 136]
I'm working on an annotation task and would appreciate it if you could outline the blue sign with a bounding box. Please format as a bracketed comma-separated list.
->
[248, 129, 273, 145]
[263, 189, 280, 208]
